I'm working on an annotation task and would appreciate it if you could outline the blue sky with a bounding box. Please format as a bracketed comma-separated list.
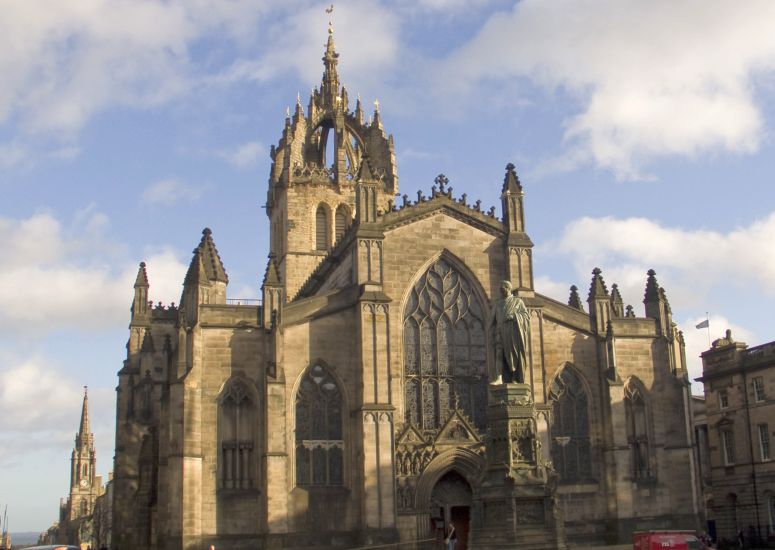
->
[2, 0, 775, 533]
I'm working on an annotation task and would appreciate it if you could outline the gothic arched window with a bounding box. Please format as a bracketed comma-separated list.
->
[315, 205, 329, 251]
[295, 364, 344, 486]
[335, 204, 349, 243]
[218, 378, 256, 490]
[625, 381, 652, 480]
[549, 367, 592, 482]
[403, 258, 488, 433]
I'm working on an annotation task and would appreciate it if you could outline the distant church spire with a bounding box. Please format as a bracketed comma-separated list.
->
[77, 386, 90, 447]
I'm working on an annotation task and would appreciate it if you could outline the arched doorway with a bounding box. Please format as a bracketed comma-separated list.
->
[430, 471, 472, 550]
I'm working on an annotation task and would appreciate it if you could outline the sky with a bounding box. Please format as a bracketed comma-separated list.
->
[1, 0, 775, 533]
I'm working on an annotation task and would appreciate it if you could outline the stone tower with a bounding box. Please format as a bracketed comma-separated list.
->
[265, 23, 398, 299]
[68, 387, 97, 520]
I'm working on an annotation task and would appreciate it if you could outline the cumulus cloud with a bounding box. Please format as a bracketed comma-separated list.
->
[0, 0, 266, 136]
[444, 0, 775, 178]
[220, 0, 400, 92]
[0, 211, 188, 333]
[0, 357, 115, 468]
[219, 140, 264, 168]
[141, 177, 209, 205]
[542, 211, 775, 311]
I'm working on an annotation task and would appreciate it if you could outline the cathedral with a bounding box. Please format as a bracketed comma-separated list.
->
[112, 27, 701, 550]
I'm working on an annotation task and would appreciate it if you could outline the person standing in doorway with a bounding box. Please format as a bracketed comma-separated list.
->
[445, 521, 457, 550]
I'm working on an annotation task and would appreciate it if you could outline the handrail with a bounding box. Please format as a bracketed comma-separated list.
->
[225, 298, 262, 305]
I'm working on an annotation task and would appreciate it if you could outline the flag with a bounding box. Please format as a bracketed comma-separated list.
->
[695, 319, 709, 329]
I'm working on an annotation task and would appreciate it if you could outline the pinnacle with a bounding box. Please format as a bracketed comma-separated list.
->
[134, 261, 149, 287]
[502, 162, 522, 193]
[644, 269, 660, 302]
[78, 386, 90, 444]
[568, 285, 584, 311]
[587, 267, 609, 302]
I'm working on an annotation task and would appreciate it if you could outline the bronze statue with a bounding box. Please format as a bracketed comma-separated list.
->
[491, 280, 530, 383]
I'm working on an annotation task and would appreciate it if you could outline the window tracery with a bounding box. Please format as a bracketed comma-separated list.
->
[624, 382, 652, 480]
[295, 364, 344, 486]
[549, 367, 592, 482]
[403, 258, 488, 433]
[218, 378, 255, 490]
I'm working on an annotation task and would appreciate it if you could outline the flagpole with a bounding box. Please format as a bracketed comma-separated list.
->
[706, 312, 710, 347]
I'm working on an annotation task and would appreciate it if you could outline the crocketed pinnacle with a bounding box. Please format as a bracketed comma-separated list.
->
[644, 269, 660, 303]
[568, 285, 585, 311]
[502, 163, 523, 193]
[610, 283, 624, 316]
[263, 255, 281, 287]
[185, 228, 229, 285]
[134, 261, 149, 288]
[321, 25, 340, 106]
[587, 267, 609, 302]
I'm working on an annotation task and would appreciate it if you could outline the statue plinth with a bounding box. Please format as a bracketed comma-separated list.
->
[469, 383, 567, 549]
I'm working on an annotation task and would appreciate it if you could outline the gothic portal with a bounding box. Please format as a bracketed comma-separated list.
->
[111, 26, 701, 550]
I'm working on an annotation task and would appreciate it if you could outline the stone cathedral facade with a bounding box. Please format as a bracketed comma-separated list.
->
[112, 30, 701, 550]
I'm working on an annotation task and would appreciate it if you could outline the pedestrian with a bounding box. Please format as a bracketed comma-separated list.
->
[444, 522, 457, 550]
[737, 528, 744, 548]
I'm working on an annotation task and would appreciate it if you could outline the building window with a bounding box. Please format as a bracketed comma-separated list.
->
[335, 204, 349, 243]
[760, 424, 771, 461]
[403, 258, 488, 433]
[768, 495, 775, 536]
[218, 379, 256, 490]
[719, 389, 729, 409]
[754, 376, 766, 403]
[549, 367, 593, 482]
[295, 364, 344, 486]
[721, 429, 736, 465]
[625, 381, 652, 480]
[315, 205, 329, 250]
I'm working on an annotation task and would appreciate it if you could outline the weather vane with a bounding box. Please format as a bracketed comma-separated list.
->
[326, 4, 334, 32]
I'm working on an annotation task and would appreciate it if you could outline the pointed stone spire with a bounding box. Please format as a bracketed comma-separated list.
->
[263, 255, 281, 287]
[643, 269, 672, 336]
[355, 93, 364, 124]
[568, 285, 585, 311]
[372, 98, 383, 130]
[321, 23, 340, 107]
[610, 283, 624, 317]
[131, 261, 150, 321]
[77, 386, 90, 449]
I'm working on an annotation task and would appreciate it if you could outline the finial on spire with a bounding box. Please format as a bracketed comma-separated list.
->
[374, 98, 380, 112]
[326, 4, 334, 33]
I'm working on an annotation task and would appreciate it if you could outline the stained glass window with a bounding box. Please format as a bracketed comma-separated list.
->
[403, 258, 488, 433]
[295, 364, 344, 486]
[549, 368, 592, 482]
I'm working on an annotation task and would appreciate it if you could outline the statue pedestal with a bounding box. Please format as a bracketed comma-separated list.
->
[469, 384, 566, 549]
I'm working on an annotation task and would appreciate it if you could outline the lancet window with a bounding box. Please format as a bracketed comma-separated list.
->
[295, 364, 344, 486]
[335, 204, 350, 243]
[624, 381, 652, 480]
[549, 367, 592, 482]
[315, 205, 329, 250]
[218, 378, 256, 490]
[403, 258, 488, 433]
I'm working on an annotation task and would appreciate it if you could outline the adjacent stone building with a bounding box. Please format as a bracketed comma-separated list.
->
[111, 28, 701, 550]
[698, 331, 775, 544]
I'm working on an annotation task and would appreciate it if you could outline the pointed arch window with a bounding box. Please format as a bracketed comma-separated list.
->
[403, 258, 488, 433]
[335, 204, 350, 243]
[625, 382, 652, 480]
[316, 205, 329, 251]
[218, 378, 256, 490]
[549, 367, 592, 482]
[295, 364, 344, 486]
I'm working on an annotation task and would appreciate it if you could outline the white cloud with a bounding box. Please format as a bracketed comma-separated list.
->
[679, 314, 756, 395]
[0, 0, 266, 136]
[0, 211, 188, 333]
[444, 0, 775, 178]
[542, 211, 775, 311]
[222, 0, 399, 92]
[141, 177, 208, 205]
[219, 140, 264, 168]
[0, 141, 29, 168]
